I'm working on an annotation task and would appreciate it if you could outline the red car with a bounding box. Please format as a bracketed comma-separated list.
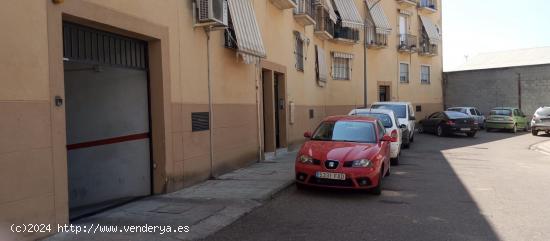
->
[295, 116, 392, 194]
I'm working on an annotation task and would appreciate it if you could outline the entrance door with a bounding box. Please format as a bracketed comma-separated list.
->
[379, 85, 390, 101]
[62, 23, 151, 219]
[262, 69, 287, 153]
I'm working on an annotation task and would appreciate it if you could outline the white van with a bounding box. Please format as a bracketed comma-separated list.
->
[370, 102, 416, 148]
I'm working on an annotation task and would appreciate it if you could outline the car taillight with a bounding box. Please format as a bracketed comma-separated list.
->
[390, 130, 398, 142]
[447, 120, 455, 125]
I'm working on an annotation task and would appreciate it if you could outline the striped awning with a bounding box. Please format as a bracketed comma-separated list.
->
[227, 0, 267, 64]
[323, 0, 338, 23]
[316, 46, 328, 84]
[366, 0, 391, 34]
[332, 0, 364, 30]
[419, 15, 441, 44]
[332, 52, 354, 59]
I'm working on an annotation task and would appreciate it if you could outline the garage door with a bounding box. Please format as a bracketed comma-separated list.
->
[62, 22, 151, 219]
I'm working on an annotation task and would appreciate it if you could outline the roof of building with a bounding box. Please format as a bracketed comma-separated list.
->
[451, 46, 550, 72]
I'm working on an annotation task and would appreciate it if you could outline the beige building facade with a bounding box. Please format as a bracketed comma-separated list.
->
[0, 0, 442, 240]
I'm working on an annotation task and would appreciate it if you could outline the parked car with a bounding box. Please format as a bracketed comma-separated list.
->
[349, 108, 404, 165]
[370, 102, 415, 149]
[296, 116, 391, 195]
[447, 107, 485, 129]
[418, 111, 478, 137]
[485, 107, 528, 133]
[531, 106, 550, 136]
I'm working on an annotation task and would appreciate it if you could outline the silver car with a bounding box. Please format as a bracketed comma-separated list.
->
[531, 107, 550, 136]
[447, 107, 486, 129]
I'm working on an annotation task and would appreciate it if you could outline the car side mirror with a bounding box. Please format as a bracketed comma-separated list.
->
[399, 124, 407, 129]
[381, 135, 392, 142]
[409, 116, 416, 121]
[304, 131, 312, 138]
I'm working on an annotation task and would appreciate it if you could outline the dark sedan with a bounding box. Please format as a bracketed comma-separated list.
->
[418, 111, 478, 137]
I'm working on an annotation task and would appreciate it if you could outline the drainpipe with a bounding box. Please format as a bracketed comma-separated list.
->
[205, 28, 215, 179]
[364, 0, 382, 107]
[256, 61, 263, 162]
[517, 73, 522, 109]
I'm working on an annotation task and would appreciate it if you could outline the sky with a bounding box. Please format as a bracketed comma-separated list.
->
[442, 0, 550, 71]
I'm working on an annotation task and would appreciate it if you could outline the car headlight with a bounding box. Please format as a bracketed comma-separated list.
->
[298, 155, 314, 164]
[351, 159, 373, 168]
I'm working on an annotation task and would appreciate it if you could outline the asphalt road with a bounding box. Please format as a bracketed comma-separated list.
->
[204, 131, 550, 241]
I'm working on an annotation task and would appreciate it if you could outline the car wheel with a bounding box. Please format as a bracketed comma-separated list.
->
[532, 129, 538, 136]
[296, 182, 307, 190]
[418, 126, 424, 134]
[371, 169, 383, 195]
[410, 133, 415, 143]
[436, 125, 444, 137]
[512, 124, 517, 133]
[467, 132, 476, 137]
[385, 164, 391, 177]
[486, 128, 492, 132]
[391, 153, 400, 166]
[546, 131, 550, 135]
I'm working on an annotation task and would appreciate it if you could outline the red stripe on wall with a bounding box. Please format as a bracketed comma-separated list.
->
[67, 132, 150, 150]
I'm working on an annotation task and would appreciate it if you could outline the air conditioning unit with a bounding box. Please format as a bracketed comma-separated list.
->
[195, 0, 228, 27]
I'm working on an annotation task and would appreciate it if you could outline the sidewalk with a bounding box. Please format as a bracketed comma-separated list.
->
[531, 139, 550, 155]
[44, 151, 296, 241]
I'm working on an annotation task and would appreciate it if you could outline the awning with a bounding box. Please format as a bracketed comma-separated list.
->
[332, 52, 354, 59]
[227, 0, 267, 64]
[332, 0, 364, 30]
[365, 0, 391, 34]
[419, 15, 441, 44]
[316, 46, 328, 83]
[317, 0, 338, 23]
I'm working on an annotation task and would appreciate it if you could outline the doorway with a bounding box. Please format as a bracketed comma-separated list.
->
[379, 85, 390, 101]
[262, 69, 287, 154]
[62, 22, 152, 219]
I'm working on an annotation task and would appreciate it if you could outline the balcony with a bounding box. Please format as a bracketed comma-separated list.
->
[418, 0, 437, 14]
[314, 8, 334, 40]
[419, 38, 438, 56]
[270, 0, 297, 10]
[332, 23, 360, 44]
[365, 26, 388, 49]
[398, 34, 417, 53]
[294, 0, 316, 26]
[396, 0, 417, 8]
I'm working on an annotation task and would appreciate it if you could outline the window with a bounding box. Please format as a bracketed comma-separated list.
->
[376, 120, 386, 140]
[416, 105, 422, 112]
[372, 104, 406, 119]
[333, 57, 351, 80]
[469, 109, 476, 115]
[312, 121, 376, 143]
[295, 34, 304, 71]
[421, 65, 431, 84]
[399, 63, 409, 83]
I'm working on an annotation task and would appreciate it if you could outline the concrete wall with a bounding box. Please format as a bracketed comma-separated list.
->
[444, 64, 550, 117]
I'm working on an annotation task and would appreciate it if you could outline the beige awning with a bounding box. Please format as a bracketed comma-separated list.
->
[227, 0, 267, 64]
[316, 46, 328, 83]
[316, 0, 338, 23]
[332, 0, 364, 30]
[419, 15, 441, 44]
[332, 52, 354, 59]
[366, 0, 391, 34]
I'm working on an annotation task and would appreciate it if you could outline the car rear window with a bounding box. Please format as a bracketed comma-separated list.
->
[490, 109, 512, 116]
[311, 121, 376, 143]
[371, 104, 406, 119]
[448, 108, 465, 114]
[536, 107, 550, 116]
[445, 111, 469, 119]
[354, 113, 393, 128]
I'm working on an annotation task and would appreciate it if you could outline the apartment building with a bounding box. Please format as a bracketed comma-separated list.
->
[0, 0, 441, 239]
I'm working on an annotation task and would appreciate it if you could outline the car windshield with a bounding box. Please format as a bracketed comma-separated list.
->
[448, 108, 467, 114]
[311, 121, 376, 143]
[371, 104, 406, 118]
[445, 111, 469, 119]
[353, 113, 393, 128]
[536, 107, 550, 116]
[490, 109, 512, 116]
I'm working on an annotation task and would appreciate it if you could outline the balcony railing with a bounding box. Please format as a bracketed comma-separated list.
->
[334, 23, 360, 44]
[418, 0, 437, 12]
[419, 38, 438, 56]
[398, 34, 417, 52]
[314, 8, 334, 40]
[293, 0, 316, 25]
[365, 26, 388, 48]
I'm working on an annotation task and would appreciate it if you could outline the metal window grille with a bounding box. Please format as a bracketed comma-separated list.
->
[421, 65, 431, 84]
[333, 57, 350, 80]
[295, 35, 304, 71]
[399, 63, 409, 83]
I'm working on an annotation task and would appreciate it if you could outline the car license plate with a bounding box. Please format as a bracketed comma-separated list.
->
[316, 172, 346, 180]
[460, 128, 471, 131]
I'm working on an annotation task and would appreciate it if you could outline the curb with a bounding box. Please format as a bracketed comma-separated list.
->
[530, 140, 550, 156]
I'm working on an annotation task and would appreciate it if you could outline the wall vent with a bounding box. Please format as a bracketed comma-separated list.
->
[192, 112, 210, 132]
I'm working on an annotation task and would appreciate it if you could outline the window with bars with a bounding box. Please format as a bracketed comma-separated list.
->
[295, 34, 304, 71]
[421, 65, 431, 84]
[332, 57, 350, 80]
[399, 63, 409, 83]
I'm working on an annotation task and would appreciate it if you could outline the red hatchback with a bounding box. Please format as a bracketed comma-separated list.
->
[295, 116, 391, 194]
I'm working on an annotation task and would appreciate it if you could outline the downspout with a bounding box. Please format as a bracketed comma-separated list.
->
[256, 61, 263, 162]
[364, 0, 382, 107]
[517, 73, 522, 109]
[205, 28, 215, 179]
